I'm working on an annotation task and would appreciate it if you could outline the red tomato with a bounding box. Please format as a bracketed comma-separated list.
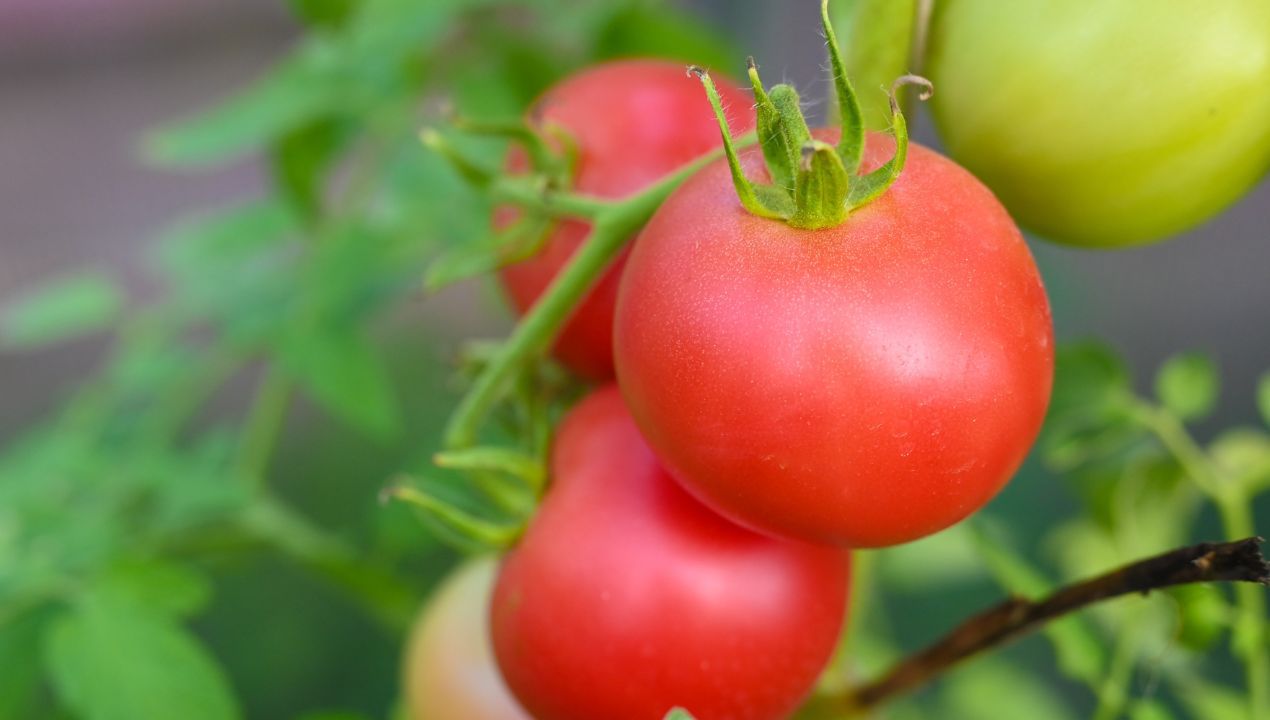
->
[490, 386, 849, 720]
[497, 59, 755, 381]
[613, 131, 1054, 548]
[403, 558, 529, 720]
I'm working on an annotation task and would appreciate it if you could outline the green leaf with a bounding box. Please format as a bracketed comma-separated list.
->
[288, 0, 356, 30]
[663, 709, 697, 720]
[271, 118, 347, 222]
[45, 594, 242, 720]
[279, 327, 402, 440]
[295, 714, 372, 720]
[830, 0, 918, 130]
[1257, 371, 1270, 428]
[97, 560, 213, 619]
[146, 43, 341, 166]
[1, 272, 122, 349]
[1050, 342, 1131, 420]
[1208, 428, 1270, 495]
[1155, 353, 1218, 421]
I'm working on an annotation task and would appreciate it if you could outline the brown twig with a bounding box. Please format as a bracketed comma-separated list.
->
[842, 537, 1270, 711]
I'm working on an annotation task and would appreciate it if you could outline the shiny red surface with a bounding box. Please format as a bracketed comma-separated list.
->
[614, 132, 1054, 547]
[491, 387, 849, 720]
[497, 59, 755, 380]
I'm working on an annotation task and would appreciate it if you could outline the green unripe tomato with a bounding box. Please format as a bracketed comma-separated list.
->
[926, 0, 1270, 247]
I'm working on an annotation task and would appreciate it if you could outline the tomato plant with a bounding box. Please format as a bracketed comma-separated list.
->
[490, 386, 850, 720]
[925, 0, 1270, 247]
[497, 59, 755, 380]
[403, 558, 528, 720]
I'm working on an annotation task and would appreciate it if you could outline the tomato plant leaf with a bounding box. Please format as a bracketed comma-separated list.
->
[45, 593, 242, 720]
[271, 118, 348, 223]
[1, 272, 122, 350]
[96, 560, 213, 620]
[279, 327, 402, 440]
[1155, 353, 1218, 421]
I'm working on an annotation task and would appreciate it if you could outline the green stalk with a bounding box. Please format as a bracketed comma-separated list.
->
[442, 137, 753, 449]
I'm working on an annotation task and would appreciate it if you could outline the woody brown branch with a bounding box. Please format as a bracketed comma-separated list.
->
[844, 536, 1270, 710]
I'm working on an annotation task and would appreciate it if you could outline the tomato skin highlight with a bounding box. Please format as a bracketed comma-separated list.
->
[925, 0, 1270, 247]
[497, 59, 755, 380]
[404, 558, 529, 720]
[490, 386, 850, 720]
[614, 132, 1054, 548]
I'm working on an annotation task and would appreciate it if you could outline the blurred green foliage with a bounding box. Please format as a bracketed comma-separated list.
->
[0, 1, 1267, 719]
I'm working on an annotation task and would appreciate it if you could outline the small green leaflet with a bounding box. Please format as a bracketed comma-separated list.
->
[1, 272, 122, 349]
[1155, 352, 1218, 421]
[45, 593, 242, 720]
[278, 327, 402, 441]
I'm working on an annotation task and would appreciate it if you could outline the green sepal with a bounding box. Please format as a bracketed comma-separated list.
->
[695, 5, 931, 232]
[820, 0, 866, 173]
[434, 446, 546, 495]
[846, 75, 931, 208]
[384, 481, 523, 552]
[691, 66, 792, 221]
[791, 141, 850, 229]
[749, 59, 811, 192]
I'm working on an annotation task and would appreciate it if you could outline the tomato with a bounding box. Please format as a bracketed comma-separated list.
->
[403, 558, 529, 720]
[925, 0, 1270, 247]
[613, 131, 1054, 548]
[490, 386, 850, 720]
[497, 59, 755, 380]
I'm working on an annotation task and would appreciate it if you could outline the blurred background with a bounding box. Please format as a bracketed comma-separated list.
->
[0, 1, 1266, 719]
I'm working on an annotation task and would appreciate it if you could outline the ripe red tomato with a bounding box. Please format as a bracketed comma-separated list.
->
[498, 59, 755, 380]
[403, 558, 529, 720]
[490, 386, 850, 720]
[613, 131, 1054, 548]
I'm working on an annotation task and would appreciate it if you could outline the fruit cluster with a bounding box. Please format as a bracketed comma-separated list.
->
[404, 0, 1270, 717]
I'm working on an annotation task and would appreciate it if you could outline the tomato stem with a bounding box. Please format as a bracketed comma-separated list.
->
[694, 1, 931, 230]
[838, 538, 1270, 713]
[440, 136, 754, 450]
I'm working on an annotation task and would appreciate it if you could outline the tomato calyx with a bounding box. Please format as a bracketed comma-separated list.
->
[695, 0, 933, 230]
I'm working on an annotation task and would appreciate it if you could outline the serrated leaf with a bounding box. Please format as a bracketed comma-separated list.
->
[830, 0, 917, 130]
[1155, 353, 1218, 421]
[279, 328, 401, 440]
[1, 272, 122, 349]
[45, 594, 242, 720]
[1257, 371, 1270, 428]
